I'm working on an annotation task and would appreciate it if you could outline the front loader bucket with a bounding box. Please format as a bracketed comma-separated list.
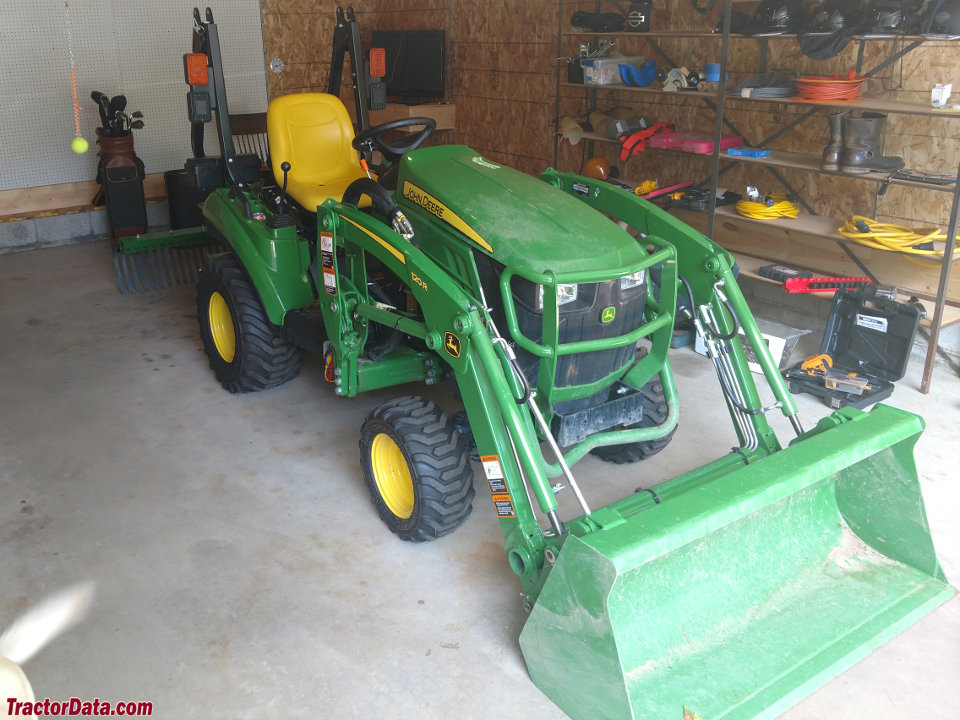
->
[520, 404, 954, 720]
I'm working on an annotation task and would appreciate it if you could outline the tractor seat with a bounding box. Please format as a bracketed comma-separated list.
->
[266, 93, 367, 211]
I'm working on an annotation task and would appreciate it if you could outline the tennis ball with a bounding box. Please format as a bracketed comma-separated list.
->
[71, 136, 89, 154]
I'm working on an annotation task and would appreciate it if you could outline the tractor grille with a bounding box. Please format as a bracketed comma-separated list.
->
[515, 279, 646, 413]
[474, 255, 648, 415]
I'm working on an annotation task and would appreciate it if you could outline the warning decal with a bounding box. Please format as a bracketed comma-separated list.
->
[491, 494, 516, 518]
[481, 455, 506, 493]
[481, 455, 514, 516]
[322, 267, 337, 296]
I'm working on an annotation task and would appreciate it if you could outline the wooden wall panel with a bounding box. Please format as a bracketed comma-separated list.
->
[449, 0, 556, 170]
[262, 1, 340, 97]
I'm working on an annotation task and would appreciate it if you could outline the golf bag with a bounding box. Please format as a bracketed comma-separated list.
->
[94, 133, 147, 238]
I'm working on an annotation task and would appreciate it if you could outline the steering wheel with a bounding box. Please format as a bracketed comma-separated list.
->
[352, 117, 437, 161]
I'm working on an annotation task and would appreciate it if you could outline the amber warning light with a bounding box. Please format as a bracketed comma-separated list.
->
[184, 53, 209, 86]
[369, 48, 385, 79]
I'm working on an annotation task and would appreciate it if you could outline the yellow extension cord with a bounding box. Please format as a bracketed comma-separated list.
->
[735, 194, 799, 219]
[838, 215, 960, 264]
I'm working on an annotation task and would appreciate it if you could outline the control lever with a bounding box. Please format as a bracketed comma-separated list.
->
[265, 161, 295, 230]
[279, 161, 290, 214]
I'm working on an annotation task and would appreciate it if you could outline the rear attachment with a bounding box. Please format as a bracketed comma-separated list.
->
[113, 228, 221, 294]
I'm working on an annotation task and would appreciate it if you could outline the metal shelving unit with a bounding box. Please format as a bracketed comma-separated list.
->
[554, 0, 960, 392]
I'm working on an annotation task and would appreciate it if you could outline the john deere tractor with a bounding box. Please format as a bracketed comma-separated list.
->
[131, 9, 955, 720]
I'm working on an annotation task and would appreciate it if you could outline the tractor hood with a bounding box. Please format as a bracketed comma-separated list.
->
[396, 146, 647, 276]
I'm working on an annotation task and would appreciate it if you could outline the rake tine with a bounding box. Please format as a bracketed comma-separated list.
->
[155, 248, 171, 288]
[150, 249, 165, 288]
[112, 248, 128, 294]
[161, 247, 175, 287]
[166, 247, 181, 286]
[175, 247, 190, 285]
[143, 250, 160, 290]
[129, 251, 143, 291]
[142, 250, 156, 290]
[121, 252, 137, 294]
[153, 248, 167, 288]
[190, 246, 203, 282]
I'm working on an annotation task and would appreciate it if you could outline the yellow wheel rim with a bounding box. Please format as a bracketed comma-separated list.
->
[208, 291, 236, 363]
[370, 433, 415, 519]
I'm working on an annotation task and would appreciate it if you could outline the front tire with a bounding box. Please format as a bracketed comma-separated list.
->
[196, 254, 303, 393]
[360, 397, 474, 542]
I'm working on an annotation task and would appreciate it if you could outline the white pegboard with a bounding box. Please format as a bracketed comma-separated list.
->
[0, 1, 267, 192]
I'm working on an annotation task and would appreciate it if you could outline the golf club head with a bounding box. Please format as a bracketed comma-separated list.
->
[91, 91, 111, 129]
[110, 95, 127, 113]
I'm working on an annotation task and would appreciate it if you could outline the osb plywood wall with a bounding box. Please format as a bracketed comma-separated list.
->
[259, 0, 958, 229]
[259, 0, 557, 171]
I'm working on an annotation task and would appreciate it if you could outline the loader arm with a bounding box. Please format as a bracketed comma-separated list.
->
[315, 202, 582, 589]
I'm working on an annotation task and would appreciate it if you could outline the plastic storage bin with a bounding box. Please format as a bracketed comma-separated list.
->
[648, 130, 743, 154]
[581, 55, 645, 85]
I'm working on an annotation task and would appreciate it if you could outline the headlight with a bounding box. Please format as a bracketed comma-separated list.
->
[620, 269, 646, 290]
[537, 283, 578, 310]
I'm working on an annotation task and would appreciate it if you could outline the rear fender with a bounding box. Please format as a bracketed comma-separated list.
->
[202, 188, 314, 325]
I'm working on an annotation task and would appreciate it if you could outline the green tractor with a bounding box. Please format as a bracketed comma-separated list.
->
[123, 9, 954, 720]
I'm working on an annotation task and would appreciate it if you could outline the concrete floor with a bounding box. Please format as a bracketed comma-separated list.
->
[2, 239, 958, 719]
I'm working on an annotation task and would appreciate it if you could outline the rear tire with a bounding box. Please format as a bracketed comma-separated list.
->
[196, 254, 303, 393]
[589, 374, 677, 464]
[360, 397, 474, 542]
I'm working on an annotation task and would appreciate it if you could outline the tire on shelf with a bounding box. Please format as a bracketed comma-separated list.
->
[589, 373, 677, 464]
[360, 396, 475, 542]
[196, 254, 303, 393]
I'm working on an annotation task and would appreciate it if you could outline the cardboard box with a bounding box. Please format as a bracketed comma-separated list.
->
[695, 317, 809, 373]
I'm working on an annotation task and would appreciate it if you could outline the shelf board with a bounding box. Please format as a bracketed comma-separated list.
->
[569, 133, 956, 192]
[562, 30, 726, 38]
[670, 205, 960, 308]
[561, 31, 946, 42]
[559, 82, 960, 118]
[722, 149, 958, 192]
[731, 252, 960, 327]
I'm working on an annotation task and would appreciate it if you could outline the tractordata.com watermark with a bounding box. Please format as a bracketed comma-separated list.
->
[6, 697, 152, 716]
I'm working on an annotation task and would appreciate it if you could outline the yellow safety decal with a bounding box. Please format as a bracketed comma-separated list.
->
[481, 455, 514, 517]
[402, 181, 493, 253]
[343, 217, 406, 265]
[444, 331, 461, 359]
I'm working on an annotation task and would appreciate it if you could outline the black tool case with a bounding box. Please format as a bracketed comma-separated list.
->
[783, 287, 921, 409]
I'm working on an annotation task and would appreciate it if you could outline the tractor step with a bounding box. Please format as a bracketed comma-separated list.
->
[282, 308, 328, 354]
